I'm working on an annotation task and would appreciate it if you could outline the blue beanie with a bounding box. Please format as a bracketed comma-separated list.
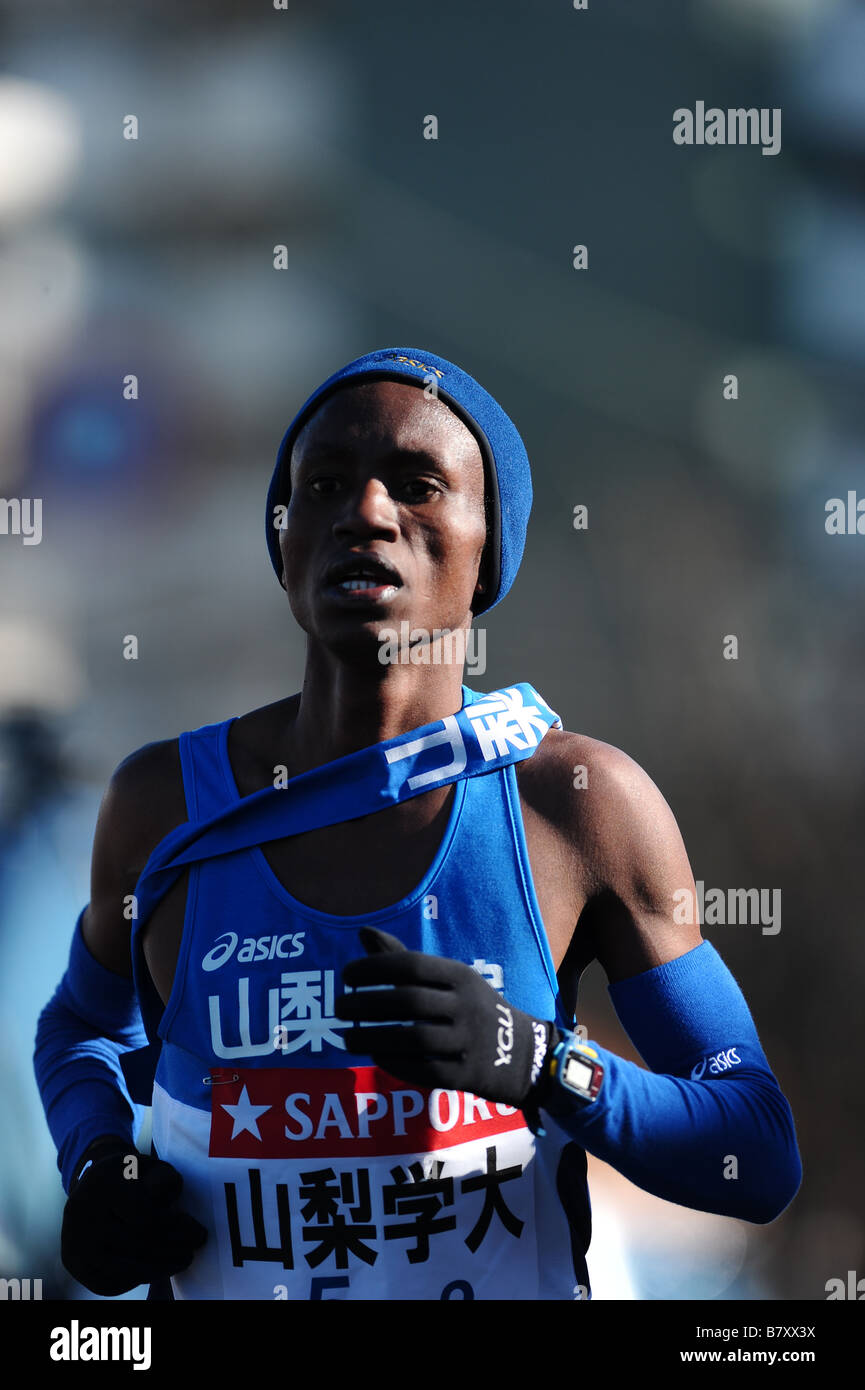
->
[265, 346, 532, 615]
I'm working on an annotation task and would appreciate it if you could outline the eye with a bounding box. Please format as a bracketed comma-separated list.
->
[308, 475, 342, 495]
[399, 476, 441, 501]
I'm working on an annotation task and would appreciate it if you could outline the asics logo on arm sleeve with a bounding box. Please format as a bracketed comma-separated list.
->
[201, 932, 306, 972]
[691, 1047, 741, 1079]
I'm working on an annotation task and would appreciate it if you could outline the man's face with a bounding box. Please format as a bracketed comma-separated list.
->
[278, 379, 488, 655]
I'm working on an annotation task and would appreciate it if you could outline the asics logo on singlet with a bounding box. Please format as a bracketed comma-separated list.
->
[691, 1047, 741, 1080]
[494, 1002, 514, 1067]
[201, 931, 306, 972]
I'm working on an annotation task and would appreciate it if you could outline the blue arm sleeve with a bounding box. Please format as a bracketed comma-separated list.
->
[33, 909, 149, 1193]
[542, 941, 802, 1224]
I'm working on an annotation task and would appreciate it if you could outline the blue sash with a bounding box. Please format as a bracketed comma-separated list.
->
[122, 683, 560, 1098]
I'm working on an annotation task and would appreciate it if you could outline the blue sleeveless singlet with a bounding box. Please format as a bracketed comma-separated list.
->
[145, 697, 593, 1300]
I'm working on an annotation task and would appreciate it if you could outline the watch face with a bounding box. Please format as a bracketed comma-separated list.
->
[563, 1054, 594, 1093]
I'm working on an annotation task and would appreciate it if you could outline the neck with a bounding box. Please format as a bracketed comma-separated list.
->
[289, 640, 469, 768]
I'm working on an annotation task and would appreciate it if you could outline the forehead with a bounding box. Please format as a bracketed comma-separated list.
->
[289, 378, 484, 479]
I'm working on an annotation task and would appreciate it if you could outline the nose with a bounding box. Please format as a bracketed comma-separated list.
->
[332, 475, 400, 542]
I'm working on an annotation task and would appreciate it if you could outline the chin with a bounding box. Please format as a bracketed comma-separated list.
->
[310, 617, 403, 668]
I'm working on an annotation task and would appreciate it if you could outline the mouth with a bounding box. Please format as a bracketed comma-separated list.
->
[323, 555, 403, 605]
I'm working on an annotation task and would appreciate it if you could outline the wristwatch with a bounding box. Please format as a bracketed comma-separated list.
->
[546, 1032, 604, 1105]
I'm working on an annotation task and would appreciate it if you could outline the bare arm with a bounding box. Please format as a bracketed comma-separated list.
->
[82, 738, 187, 978]
[530, 736, 800, 1222]
[571, 738, 703, 982]
[39, 739, 188, 1187]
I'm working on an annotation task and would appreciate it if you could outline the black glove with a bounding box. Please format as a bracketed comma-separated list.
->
[61, 1140, 208, 1296]
[335, 927, 558, 1114]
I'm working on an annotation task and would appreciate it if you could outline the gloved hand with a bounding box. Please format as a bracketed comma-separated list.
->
[335, 927, 559, 1111]
[61, 1140, 208, 1295]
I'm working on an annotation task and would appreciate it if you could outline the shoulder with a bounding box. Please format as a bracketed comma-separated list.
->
[95, 739, 188, 882]
[100, 694, 300, 866]
[516, 725, 658, 822]
[516, 727, 689, 895]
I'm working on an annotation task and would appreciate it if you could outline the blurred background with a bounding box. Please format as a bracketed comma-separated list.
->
[0, 0, 862, 1301]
